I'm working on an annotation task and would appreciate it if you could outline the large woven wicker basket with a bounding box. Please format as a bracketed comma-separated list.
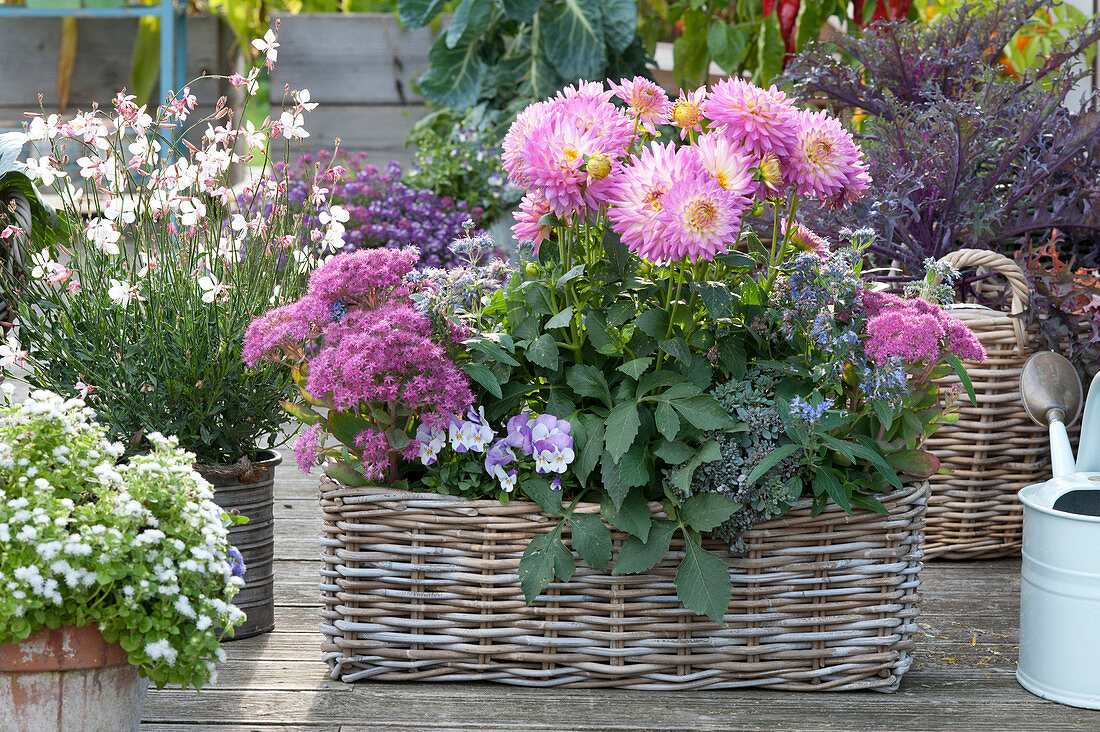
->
[318, 478, 929, 691]
[922, 249, 1063, 559]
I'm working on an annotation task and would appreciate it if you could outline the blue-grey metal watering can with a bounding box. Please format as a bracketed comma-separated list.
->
[1016, 351, 1100, 709]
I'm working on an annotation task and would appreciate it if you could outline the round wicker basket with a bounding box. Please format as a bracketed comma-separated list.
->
[922, 248, 1064, 559]
[318, 478, 928, 691]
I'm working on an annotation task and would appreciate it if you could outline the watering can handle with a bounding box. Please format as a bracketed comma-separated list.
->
[937, 249, 1030, 355]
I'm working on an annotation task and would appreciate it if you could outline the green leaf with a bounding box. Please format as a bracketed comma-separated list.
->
[851, 493, 889, 515]
[574, 415, 604, 487]
[545, 387, 575, 419]
[691, 281, 735, 320]
[522, 283, 557, 315]
[718, 338, 746, 378]
[680, 494, 742, 532]
[659, 337, 692, 363]
[706, 22, 747, 73]
[654, 440, 694, 465]
[522, 476, 565, 516]
[617, 357, 653, 380]
[419, 36, 486, 110]
[613, 518, 676, 575]
[526, 333, 560, 370]
[566, 364, 613, 407]
[670, 395, 736, 430]
[556, 264, 586, 288]
[385, 428, 411, 450]
[541, 0, 607, 82]
[813, 467, 850, 513]
[821, 435, 903, 490]
[545, 306, 574, 330]
[675, 535, 732, 626]
[947, 354, 977, 406]
[670, 439, 724, 492]
[673, 8, 711, 88]
[568, 512, 612, 571]
[324, 462, 371, 488]
[635, 308, 670, 340]
[327, 410, 372, 447]
[872, 398, 894, 431]
[467, 338, 520, 367]
[655, 401, 680, 441]
[601, 487, 652, 540]
[280, 401, 322, 426]
[745, 443, 801, 486]
[600, 0, 637, 54]
[500, 0, 540, 22]
[637, 370, 687, 397]
[462, 362, 503, 399]
[715, 252, 757, 270]
[519, 529, 574, 604]
[604, 402, 641, 461]
[888, 449, 940, 478]
[445, 0, 496, 48]
[756, 12, 784, 84]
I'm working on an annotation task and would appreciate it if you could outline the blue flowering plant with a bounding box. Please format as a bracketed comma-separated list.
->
[0, 391, 246, 689]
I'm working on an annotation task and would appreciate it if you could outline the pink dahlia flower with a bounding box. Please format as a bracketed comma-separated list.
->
[671, 86, 707, 140]
[657, 169, 744, 264]
[704, 78, 800, 157]
[607, 142, 682, 258]
[693, 132, 756, 200]
[512, 191, 553, 255]
[609, 76, 673, 134]
[785, 109, 871, 206]
[502, 100, 553, 189]
[781, 220, 831, 259]
[556, 79, 613, 103]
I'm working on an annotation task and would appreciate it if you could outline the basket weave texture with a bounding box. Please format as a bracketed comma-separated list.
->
[922, 249, 1066, 560]
[319, 478, 928, 691]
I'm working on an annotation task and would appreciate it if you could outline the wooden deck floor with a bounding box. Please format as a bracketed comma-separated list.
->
[141, 452, 1100, 731]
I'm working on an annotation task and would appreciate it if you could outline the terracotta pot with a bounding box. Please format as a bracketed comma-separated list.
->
[0, 624, 147, 731]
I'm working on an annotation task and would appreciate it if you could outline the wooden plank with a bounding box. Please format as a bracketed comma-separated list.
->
[0, 16, 229, 111]
[268, 14, 434, 105]
[142, 684, 1100, 731]
[277, 104, 428, 165]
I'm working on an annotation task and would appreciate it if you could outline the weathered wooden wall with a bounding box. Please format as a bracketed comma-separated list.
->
[0, 15, 231, 127]
[268, 13, 436, 167]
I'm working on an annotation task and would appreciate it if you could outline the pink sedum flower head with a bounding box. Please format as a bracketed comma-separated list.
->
[705, 78, 801, 157]
[785, 109, 871, 206]
[609, 76, 672, 134]
[862, 294, 986, 366]
[307, 245, 420, 309]
[671, 86, 707, 140]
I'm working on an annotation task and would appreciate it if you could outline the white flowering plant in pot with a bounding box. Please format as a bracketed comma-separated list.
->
[0, 390, 246, 688]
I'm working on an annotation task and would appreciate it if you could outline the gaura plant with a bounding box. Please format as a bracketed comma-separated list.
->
[0, 28, 350, 466]
[252, 77, 984, 623]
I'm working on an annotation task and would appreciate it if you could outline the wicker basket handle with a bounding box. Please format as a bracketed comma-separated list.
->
[937, 248, 1030, 353]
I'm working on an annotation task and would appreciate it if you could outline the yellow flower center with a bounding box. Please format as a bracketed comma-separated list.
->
[672, 100, 702, 129]
[587, 153, 612, 180]
[685, 198, 717, 233]
[806, 136, 835, 169]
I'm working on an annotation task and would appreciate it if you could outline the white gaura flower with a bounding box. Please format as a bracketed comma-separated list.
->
[252, 29, 279, 67]
[18, 157, 67, 187]
[30, 249, 56, 279]
[76, 154, 105, 179]
[293, 88, 319, 112]
[104, 197, 136, 225]
[279, 111, 309, 140]
[310, 185, 329, 206]
[26, 114, 61, 141]
[107, 279, 136, 308]
[178, 198, 207, 227]
[238, 120, 266, 149]
[86, 218, 121, 256]
[319, 205, 350, 228]
[197, 275, 228, 304]
[0, 336, 27, 368]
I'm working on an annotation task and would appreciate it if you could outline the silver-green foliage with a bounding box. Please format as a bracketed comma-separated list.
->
[679, 366, 803, 552]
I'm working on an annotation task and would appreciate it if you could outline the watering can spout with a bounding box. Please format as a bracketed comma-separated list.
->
[1049, 417, 1076, 478]
[1019, 351, 1083, 479]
